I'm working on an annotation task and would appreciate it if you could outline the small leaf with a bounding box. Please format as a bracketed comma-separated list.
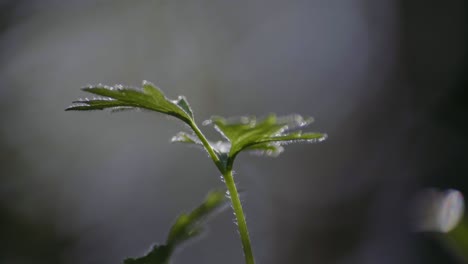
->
[66, 81, 194, 124]
[204, 114, 327, 168]
[123, 190, 228, 264]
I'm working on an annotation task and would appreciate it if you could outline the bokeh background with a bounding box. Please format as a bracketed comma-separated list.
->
[1, 0, 467, 263]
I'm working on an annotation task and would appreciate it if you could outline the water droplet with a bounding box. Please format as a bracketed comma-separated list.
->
[240, 116, 251, 125]
[68, 103, 89, 108]
[171, 135, 181, 142]
[304, 134, 327, 144]
[318, 134, 328, 142]
[142, 80, 153, 86]
[109, 106, 135, 113]
[202, 119, 212, 126]
[219, 175, 225, 183]
[213, 141, 230, 153]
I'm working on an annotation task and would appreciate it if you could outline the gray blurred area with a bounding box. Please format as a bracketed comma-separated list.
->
[1, 0, 467, 263]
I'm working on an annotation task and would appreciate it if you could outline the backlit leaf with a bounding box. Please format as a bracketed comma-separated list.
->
[66, 81, 194, 124]
[172, 114, 326, 170]
[208, 114, 326, 168]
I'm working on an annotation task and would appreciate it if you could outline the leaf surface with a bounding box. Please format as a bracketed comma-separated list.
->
[173, 114, 326, 169]
[66, 81, 194, 124]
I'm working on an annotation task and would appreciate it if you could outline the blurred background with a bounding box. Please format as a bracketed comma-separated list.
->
[0, 0, 467, 263]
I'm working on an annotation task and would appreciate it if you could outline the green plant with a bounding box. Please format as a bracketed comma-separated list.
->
[66, 81, 327, 264]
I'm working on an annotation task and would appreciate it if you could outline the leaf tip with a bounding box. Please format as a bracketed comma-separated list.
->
[65, 103, 90, 111]
[81, 84, 93, 90]
[142, 80, 155, 87]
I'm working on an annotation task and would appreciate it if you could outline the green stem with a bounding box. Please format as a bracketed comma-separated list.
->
[189, 121, 255, 263]
[223, 170, 255, 264]
[189, 121, 223, 172]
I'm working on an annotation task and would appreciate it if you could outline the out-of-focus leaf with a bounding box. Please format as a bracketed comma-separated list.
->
[66, 81, 194, 124]
[123, 245, 171, 264]
[123, 190, 228, 264]
[166, 190, 227, 245]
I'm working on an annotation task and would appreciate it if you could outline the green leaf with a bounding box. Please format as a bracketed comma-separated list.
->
[123, 190, 228, 264]
[66, 81, 194, 124]
[200, 114, 327, 168]
[172, 114, 326, 170]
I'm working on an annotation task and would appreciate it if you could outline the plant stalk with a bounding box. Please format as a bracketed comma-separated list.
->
[223, 170, 255, 264]
[190, 121, 255, 263]
[189, 121, 224, 172]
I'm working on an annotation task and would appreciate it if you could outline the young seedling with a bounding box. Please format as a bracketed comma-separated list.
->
[66, 81, 327, 264]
